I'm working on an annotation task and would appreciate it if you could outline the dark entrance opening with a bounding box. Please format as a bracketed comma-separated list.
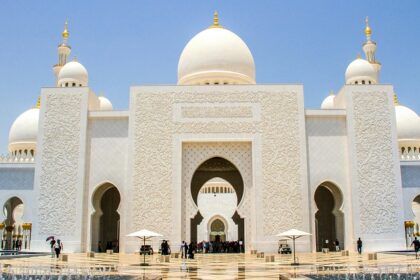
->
[314, 183, 344, 251]
[91, 184, 120, 252]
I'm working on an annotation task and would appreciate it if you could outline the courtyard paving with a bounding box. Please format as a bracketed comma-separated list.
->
[1, 251, 420, 279]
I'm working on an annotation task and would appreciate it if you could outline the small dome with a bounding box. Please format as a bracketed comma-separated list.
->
[98, 96, 113, 111]
[321, 94, 335, 109]
[8, 108, 39, 154]
[345, 57, 377, 85]
[395, 104, 420, 140]
[178, 25, 255, 85]
[58, 60, 88, 87]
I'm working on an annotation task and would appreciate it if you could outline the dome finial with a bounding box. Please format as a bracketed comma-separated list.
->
[329, 90, 334, 96]
[209, 11, 223, 28]
[394, 93, 399, 106]
[365, 16, 372, 40]
[62, 20, 69, 42]
[35, 96, 41, 109]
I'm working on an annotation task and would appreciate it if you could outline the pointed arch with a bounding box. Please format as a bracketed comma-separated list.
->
[314, 181, 344, 252]
[90, 182, 121, 252]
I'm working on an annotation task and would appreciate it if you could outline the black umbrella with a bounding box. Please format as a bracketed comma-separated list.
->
[46, 236, 55, 242]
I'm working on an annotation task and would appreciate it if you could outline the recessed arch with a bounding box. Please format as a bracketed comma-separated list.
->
[90, 182, 121, 252]
[191, 157, 244, 206]
[314, 181, 344, 252]
[2, 196, 24, 250]
[190, 157, 245, 244]
[412, 194, 420, 234]
[208, 215, 228, 242]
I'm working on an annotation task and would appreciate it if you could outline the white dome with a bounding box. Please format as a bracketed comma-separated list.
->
[8, 108, 39, 154]
[178, 26, 255, 85]
[98, 96, 113, 111]
[345, 57, 377, 85]
[58, 60, 88, 87]
[395, 104, 420, 140]
[321, 94, 335, 109]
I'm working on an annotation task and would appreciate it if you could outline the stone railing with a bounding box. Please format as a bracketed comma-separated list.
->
[0, 152, 35, 164]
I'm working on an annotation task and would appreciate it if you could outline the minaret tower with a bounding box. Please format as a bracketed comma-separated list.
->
[362, 17, 381, 81]
[52, 21, 71, 84]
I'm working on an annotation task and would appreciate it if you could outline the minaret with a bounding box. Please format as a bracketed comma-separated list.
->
[52, 20, 71, 84]
[362, 17, 381, 80]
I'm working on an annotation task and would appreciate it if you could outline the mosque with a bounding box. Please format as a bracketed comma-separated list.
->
[0, 13, 419, 254]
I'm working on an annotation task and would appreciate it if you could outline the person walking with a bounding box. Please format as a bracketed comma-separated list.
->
[54, 239, 63, 258]
[50, 238, 56, 258]
[97, 241, 102, 253]
[181, 241, 188, 259]
[412, 237, 420, 259]
[335, 239, 340, 252]
[188, 242, 195, 259]
[357, 238, 362, 254]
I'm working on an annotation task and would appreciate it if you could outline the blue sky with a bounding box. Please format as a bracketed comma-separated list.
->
[0, 1, 420, 152]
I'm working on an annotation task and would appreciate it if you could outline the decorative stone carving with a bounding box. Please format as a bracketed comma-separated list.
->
[38, 93, 82, 236]
[130, 86, 306, 242]
[260, 92, 304, 235]
[181, 105, 253, 119]
[352, 91, 399, 234]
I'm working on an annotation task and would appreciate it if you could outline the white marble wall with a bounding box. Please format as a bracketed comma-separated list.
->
[31, 87, 98, 252]
[305, 110, 352, 251]
[84, 111, 129, 252]
[337, 85, 406, 251]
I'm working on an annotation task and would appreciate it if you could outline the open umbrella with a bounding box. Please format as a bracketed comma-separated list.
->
[276, 229, 311, 265]
[127, 229, 163, 266]
[45, 236, 54, 242]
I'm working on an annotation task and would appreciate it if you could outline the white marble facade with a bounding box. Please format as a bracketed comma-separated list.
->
[0, 15, 418, 253]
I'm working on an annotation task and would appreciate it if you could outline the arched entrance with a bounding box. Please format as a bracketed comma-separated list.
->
[190, 157, 245, 246]
[314, 182, 344, 251]
[412, 195, 420, 233]
[91, 183, 121, 252]
[2, 197, 24, 250]
[209, 217, 227, 242]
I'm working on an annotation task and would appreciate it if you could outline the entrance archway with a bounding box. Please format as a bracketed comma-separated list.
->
[209, 217, 227, 242]
[412, 195, 420, 233]
[91, 183, 120, 252]
[2, 197, 24, 250]
[314, 182, 344, 251]
[190, 157, 245, 245]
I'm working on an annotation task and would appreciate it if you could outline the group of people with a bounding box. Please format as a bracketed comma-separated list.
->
[197, 240, 244, 253]
[160, 240, 170, 255]
[322, 238, 363, 254]
[12, 239, 22, 251]
[1, 239, 23, 251]
[49, 238, 63, 258]
[180, 241, 196, 259]
[97, 240, 119, 253]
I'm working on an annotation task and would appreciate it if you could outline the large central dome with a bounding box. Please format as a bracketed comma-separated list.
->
[177, 13, 256, 85]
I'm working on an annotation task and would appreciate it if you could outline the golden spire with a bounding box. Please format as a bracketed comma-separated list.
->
[35, 96, 41, 109]
[357, 53, 361, 59]
[364, 16, 372, 39]
[62, 20, 69, 40]
[393, 93, 399, 106]
[209, 11, 223, 28]
[329, 90, 334, 96]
